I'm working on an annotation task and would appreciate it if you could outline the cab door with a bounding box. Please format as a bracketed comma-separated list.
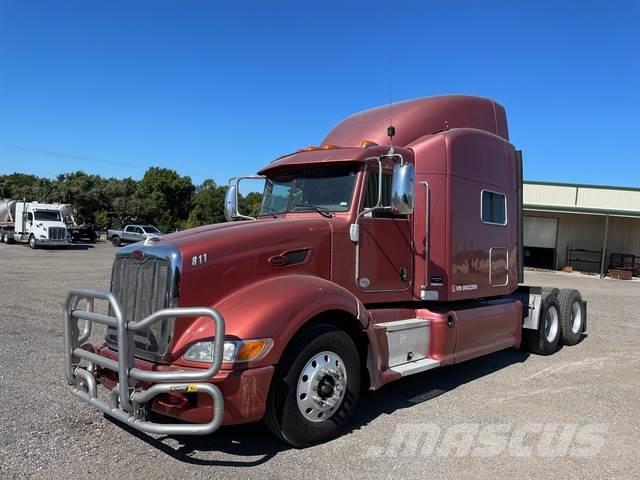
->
[24, 211, 34, 235]
[124, 226, 143, 242]
[357, 170, 412, 292]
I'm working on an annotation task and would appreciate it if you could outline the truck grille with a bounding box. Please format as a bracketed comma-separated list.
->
[107, 255, 175, 361]
[49, 227, 66, 240]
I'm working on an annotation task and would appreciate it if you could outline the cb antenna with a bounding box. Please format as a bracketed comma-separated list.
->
[387, 46, 395, 150]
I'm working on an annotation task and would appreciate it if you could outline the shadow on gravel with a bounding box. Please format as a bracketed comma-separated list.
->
[351, 348, 530, 427]
[105, 348, 529, 467]
[106, 416, 283, 467]
[64, 243, 96, 250]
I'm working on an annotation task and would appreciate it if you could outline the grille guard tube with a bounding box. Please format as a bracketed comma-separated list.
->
[63, 288, 225, 435]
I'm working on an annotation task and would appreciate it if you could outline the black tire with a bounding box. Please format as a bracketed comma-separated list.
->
[28, 235, 37, 249]
[524, 293, 561, 355]
[541, 287, 560, 297]
[111, 235, 121, 247]
[558, 289, 585, 346]
[1, 231, 5, 243]
[264, 324, 361, 447]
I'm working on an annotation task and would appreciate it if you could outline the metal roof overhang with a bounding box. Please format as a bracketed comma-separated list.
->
[524, 204, 640, 219]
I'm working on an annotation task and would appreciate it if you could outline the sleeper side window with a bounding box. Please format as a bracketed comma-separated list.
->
[481, 190, 506, 225]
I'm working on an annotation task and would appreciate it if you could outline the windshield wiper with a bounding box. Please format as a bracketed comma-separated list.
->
[292, 204, 334, 218]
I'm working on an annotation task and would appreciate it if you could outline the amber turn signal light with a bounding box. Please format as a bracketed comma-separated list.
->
[234, 339, 274, 363]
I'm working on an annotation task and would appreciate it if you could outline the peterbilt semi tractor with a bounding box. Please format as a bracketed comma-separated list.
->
[1, 200, 72, 248]
[63, 95, 586, 447]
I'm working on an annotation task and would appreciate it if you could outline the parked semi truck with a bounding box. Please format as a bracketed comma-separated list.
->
[1, 200, 71, 248]
[63, 95, 586, 447]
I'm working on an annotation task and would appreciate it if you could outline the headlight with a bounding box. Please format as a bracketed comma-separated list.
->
[183, 338, 273, 364]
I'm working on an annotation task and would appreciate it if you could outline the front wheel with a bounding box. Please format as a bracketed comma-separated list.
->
[264, 324, 361, 447]
[111, 235, 121, 247]
[28, 235, 37, 249]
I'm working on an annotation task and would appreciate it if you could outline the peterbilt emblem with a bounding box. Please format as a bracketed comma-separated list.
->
[131, 250, 145, 262]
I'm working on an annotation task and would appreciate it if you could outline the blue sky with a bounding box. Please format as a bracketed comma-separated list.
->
[0, 1, 638, 187]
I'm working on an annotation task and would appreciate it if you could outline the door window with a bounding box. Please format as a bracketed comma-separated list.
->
[364, 172, 406, 218]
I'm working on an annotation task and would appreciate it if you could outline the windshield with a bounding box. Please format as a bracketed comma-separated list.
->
[141, 225, 160, 234]
[260, 167, 358, 215]
[34, 210, 61, 222]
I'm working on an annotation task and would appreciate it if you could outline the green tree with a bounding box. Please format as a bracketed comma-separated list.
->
[55, 171, 107, 224]
[0, 167, 263, 232]
[240, 191, 263, 218]
[187, 179, 228, 227]
[134, 167, 195, 232]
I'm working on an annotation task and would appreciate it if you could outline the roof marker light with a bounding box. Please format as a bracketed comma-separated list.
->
[360, 140, 378, 148]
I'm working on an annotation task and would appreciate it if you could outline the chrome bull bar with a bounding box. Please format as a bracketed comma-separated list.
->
[63, 288, 225, 435]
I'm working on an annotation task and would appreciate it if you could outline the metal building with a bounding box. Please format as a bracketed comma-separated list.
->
[523, 181, 640, 277]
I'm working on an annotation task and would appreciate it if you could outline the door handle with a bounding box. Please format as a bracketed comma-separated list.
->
[400, 267, 408, 282]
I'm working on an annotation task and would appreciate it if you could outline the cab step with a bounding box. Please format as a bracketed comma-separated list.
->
[390, 357, 440, 376]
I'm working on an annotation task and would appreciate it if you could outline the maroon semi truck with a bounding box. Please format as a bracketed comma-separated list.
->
[63, 95, 586, 447]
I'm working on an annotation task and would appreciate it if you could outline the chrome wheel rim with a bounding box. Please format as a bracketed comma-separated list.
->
[571, 301, 582, 334]
[544, 305, 559, 342]
[296, 351, 347, 422]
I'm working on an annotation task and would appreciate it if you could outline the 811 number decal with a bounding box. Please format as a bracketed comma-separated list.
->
[192, 253, 208, 266]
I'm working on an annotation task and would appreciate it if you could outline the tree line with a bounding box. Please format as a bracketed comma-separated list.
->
[0, 167, 262, 232]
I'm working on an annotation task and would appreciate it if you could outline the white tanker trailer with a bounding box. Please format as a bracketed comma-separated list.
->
[0, 199, 72, 249]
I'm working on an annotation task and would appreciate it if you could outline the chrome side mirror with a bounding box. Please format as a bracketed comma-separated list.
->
[225, 175, 266, 221]
[224, 185, 239, 222]
[391, 163, 415, 215]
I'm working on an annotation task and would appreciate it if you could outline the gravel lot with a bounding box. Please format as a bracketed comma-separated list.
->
[1, 241, 638, 479]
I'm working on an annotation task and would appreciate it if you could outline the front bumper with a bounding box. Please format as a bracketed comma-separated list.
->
[39, 238, 71, 246]
[63, 288, 229, 435]
[98, 347, 274, 425]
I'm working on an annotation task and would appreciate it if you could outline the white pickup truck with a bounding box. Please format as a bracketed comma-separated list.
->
[107, 224, 162, 247]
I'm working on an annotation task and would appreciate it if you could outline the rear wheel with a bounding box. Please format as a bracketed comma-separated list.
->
[264, 324, 361, 447]
[111, 235, 121, 247]
[28, 235, 37, 249]
[558, 289, 584, 345]
[524, 292, 561, 355]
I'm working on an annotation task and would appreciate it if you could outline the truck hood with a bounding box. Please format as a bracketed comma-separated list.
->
[35, 220, 67, 230]
[159, 217, 334, 308]
[33, 220, 67, 228]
